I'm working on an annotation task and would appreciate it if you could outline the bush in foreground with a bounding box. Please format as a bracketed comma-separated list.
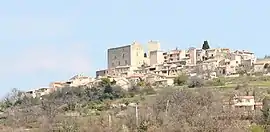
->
[187, 76, 204, 88]
[174, 74, 188, 86]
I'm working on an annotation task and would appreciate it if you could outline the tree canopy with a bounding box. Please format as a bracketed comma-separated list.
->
[202, 40, 210, 50]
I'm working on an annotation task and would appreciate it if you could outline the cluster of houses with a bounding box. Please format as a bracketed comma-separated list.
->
[24, 40, 269, 111]
[96, 40, 270, 83]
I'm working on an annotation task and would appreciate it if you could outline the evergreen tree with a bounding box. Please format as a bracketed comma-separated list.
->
[202, 40, 210, 50]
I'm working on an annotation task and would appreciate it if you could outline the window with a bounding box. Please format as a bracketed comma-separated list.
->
[125, 60, 128, 65]
[236, 61, 238, 64]
[122, 54, 125, 58]
[118, 61, 120, 65]
[114, 56, 117, 59]
[112, 63, 114, 66]
[198, 54, 200, 56]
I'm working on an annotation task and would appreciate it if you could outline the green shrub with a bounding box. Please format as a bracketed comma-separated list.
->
[254, 72, 264, 76]
[258, 76, 270, 81]
[188, 76, 204, 88]
[205, 79, 225, 86]
[212, 78, 225, 86]
[140, 87, 156, 95]
[100, 78, 111, 86]
[128, 85, 141, 93]
[174, 75, 188, 86]
[249, 125, 265, 132]
[137, 81, 146, 87]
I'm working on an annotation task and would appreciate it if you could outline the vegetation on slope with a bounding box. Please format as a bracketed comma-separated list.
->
[1, 76, 270, 131]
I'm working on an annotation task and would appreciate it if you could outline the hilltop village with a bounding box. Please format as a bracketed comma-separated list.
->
[5, 40, 270, 131]
[25, 40, 270, 98]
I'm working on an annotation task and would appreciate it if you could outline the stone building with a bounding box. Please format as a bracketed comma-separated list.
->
[149, 50, 164, 66]
[147, 40, 161, 58]
[107, 41, 145, 69]
[96, 69, 108, 78]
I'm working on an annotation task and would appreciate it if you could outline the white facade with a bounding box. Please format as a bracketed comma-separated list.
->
[232, 96, 256, 110]
[67, 74, 95, 87]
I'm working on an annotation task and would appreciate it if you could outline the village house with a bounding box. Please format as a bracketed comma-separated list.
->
[96, 69, 108, 78]
[230, 95, 263, 111]
[49, 74, 96, 91]
[149, 50, 164, 66]
[25, 87, 50, 98]
[112, 77, 131, 90]
[234, 50, 256, 63]
[253, 59, 270, 73]
[66, 74, 95, 87]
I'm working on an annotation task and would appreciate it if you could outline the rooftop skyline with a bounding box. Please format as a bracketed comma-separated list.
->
[0, 0, 270, 97]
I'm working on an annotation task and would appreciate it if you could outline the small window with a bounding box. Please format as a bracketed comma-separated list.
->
[118, 61, 120, 65]
[125, 60, 128, 65]
[114, 56, 117, 59]
[122, 54, 125, 58]
[112, 63, 114, 66]
[198, 54, 200, 56]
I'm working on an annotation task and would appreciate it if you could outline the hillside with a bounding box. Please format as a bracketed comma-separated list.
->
[1, 76, 270, 131]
